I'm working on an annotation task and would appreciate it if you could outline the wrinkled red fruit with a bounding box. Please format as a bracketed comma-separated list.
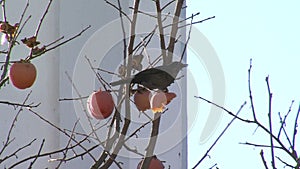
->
[134, 89, 151, 111]
[134, 90, 177, 113]
[87, 90, 114, 119]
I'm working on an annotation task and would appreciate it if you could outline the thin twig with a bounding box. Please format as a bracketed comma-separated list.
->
[163, 12, 200, 29]
[266, 76, 276, 169]
[240, 142, 282, 149]
[45, 36, 64, 47]
[14, 0, 30, 40]
[34, 0, 53, 37]
[28, 25, 91, 60]
[14, 15, 32, 41]
[9, 135, 97, 169]
[161, 0, 176, 11]
[28, 139, 45, 168]
[248, 58, 257, 121]
[276, 156, 295, 168]
[209, 163, 218, 169]
[124, 144, 144, 156]
[281, 123, 293, 149]
[133, 26, 157, 56]
[49, 144, 99, 163]
[278, 100, 294, 138]
[195, 96, 251, 123]
[94, 67, 118, 76]
[129, 7, 157, 18]
[28, 109, 97, 162]
[192, 101, 247, 168]
[125, 120, 151, 142]
[132, 12, 170, 57]
[84, 55, 109, 91]
[104, 0, 132, 23]
[260, 150, 269, 169]
[177, 16, 215, 29]
[292, 103, 300, 150]
[0, 100, 40, 108]
[0, 139, 37, 164]
[56, 120, 79, 168]
[58, 96, 89, 101]
[180, 12, 194, 62]
[0, 91, 33, 156]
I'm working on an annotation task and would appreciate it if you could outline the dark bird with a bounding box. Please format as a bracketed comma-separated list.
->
[110, 62, 187, 91]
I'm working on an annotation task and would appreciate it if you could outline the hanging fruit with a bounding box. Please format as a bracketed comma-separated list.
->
[137, 156, 164, 169]
[9, 61, 37, 89]
[133, 88, 151, 111]
[165, 92, 176, 104]
[133, 89, 177, 113]
[150, 91, 176, 113]
[87, 89, 114, 119]
[150, 91, 167, 113]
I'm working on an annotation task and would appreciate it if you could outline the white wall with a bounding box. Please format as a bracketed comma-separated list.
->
[0, 0, 60, 168]
[0, 1, 187, 168]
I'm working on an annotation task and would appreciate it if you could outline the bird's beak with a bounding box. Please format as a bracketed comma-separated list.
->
[182, 63, 188, 68]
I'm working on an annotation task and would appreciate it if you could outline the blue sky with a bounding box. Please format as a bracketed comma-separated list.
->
[187, 1, 300, 168]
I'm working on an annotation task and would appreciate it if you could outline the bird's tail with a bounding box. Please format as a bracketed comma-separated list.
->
[110, 78, 132, 86]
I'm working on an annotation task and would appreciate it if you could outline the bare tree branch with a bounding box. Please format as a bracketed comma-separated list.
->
[166, 0, 184, 64]
[248, 58, 258, 121]
[0, 91, 33, 158]
[292, 104, 300, 150]
[177, 16, 215, 29]
[161, 0, 176, 11]
[28, 25, 91, 60]
[155, 0, 167, 59]
[260, 150, 269, 169]
[276, 156, 295, 168]
[28, 139, 45, 168]
[266, 76, 276, 169]
[34, 0, 53, 37]
[0, 100, 40, 108]
[104, 0, 132, 22]
[192, 101, 247, 168]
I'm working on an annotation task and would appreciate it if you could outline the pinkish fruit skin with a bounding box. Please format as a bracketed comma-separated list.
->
[87, 90, 114, 119]
[150, 91, 167, 113]
[137, 157, 164, 169]
[134, 90, 177, 113]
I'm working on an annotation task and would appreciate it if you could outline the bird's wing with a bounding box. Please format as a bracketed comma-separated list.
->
[132, 68, 174, 90]
[110, 78, 132, 86]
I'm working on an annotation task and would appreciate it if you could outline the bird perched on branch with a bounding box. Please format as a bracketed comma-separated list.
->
[110, 61, 187, 91]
